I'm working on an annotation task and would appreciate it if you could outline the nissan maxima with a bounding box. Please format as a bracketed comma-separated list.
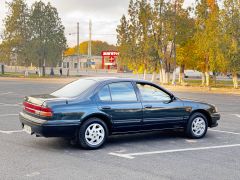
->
[19, 77, 220, 149]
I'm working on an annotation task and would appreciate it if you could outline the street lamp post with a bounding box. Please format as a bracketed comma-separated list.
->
[77, 22, 80, 73]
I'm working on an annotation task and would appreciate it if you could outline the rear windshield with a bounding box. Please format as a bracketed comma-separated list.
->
[51, 79, 96, 98]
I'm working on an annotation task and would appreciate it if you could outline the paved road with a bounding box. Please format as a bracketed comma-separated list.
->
[0, 79, 239, 180]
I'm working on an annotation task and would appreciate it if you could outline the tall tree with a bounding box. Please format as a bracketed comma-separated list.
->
[221, 0, 240, 88]
[2, 0, 31, 68]
[137, 0, 152, 79]
[194, 0, 224, 86]
[116, 15, 130, 71]
[151, 0, 176, 83]
[29, 1, 66, 76]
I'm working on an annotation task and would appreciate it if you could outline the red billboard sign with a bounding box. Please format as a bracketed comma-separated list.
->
[101, 51, 119, 69]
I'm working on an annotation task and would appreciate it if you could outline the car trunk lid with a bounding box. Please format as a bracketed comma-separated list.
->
[23, 94, 68, 118]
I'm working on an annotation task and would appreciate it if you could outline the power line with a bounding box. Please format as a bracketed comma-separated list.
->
[67, 33, 116, 36]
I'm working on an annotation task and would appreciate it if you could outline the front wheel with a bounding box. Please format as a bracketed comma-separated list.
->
[186, 112, 208, 139]
[78, 118, 108, 149]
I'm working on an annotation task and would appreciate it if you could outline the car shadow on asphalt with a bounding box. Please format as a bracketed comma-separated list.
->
[107, 130, 186, 145]
[30, 129, 187, 151]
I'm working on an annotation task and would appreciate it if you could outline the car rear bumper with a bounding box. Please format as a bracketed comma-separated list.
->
[210, 112, 220, 128]
[19, 112, 79, 137]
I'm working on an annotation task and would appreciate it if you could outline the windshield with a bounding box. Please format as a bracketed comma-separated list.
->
[51, 79, 96, 98]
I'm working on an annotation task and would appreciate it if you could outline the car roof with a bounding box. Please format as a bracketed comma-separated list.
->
[83, 76, 151, 83]
[80, 77, 174, 97]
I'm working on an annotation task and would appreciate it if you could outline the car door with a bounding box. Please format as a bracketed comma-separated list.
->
[96, 81, 143, 131]
[136, 82, 185, 128]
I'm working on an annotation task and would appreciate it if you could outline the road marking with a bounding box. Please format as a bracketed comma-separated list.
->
[232, 114, 240, 118]
[185, 139, 197, 143]
[0, 103, 21, 107]
[0, 114, 18, 117]
[0, 92, 13, 96]
[26, 172, 40, 177]
[109, 144, 240, 159]
[209, 129, 240, 135]
[0, 130, 23, 134]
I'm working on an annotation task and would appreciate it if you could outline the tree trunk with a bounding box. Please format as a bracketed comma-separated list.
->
[171, 68, 176, 85]
[151, 71, 156, 82]
[136, 71, 140, 79]
[143, 69, 147, 80]
[162, 68, 166, 84]
[24, 67, 29, 77]
[179, 65, 185, 85]
[165, 71, 170, 84]
[159, 69, 163, 84]
[38, 67, 41, 77]
[205, 71, 210, 87]
[233, 72, 238, 89]
[212, 72, 217, 87]
[201, 72, 205, 86]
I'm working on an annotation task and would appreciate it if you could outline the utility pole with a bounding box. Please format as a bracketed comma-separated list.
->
[88, 20, 92, 59]
[77, 22, 80, 72]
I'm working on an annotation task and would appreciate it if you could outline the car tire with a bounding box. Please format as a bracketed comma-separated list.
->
[78, 118, 108, 149]
[186, 112, 208, 139]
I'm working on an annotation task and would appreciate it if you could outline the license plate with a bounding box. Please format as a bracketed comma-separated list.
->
[23, 125, 32, 134]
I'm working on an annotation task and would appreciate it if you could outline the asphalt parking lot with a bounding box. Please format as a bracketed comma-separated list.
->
[0, 79, 240, 180]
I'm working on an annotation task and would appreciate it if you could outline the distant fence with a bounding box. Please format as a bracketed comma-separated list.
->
[4, 66, 120, 76]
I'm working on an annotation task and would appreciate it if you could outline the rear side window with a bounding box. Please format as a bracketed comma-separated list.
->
[98, 85, 111, 101]
[51, 79, 96, 98]
[109, 82, 137, 102]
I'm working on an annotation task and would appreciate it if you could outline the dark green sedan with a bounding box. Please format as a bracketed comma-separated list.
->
[19, 77, 220, 149]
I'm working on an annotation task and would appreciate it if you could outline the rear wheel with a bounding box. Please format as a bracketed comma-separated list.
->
[78, 118, 108, 149]
[186, 112, 208, 139]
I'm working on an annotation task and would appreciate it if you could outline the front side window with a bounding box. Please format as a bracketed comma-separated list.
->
[109, 82, 137, 102]
[137, 83, 171, 102]
[98, 85, 111, 101]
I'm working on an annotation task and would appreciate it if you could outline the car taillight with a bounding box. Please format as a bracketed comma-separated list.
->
[23, 102, 53, 117]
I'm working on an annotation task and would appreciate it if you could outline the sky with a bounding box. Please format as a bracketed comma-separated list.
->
[0, 0, 195, 47]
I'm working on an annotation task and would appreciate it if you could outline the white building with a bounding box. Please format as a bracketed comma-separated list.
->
[62, 55, 102, 69]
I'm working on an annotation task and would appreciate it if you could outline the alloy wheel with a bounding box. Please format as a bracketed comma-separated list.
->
[191, 117, 206, 137]
[85, 123, 105, 146]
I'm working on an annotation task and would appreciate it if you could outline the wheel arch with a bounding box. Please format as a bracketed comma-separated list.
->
[189, 109, 212, 127]
[80, 113, 113, 134]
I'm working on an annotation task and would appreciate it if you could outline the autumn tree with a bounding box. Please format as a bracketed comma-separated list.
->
[1, 0, 66, 76]
[65, 41, 116, 57]
[221, 0, 240, 88]
[172, 1, 195, 85]
[116, 15, 131, 71]
[29, 1, 66, 76]
[194, 0, 225, 86]
[2, 0, 31, 68]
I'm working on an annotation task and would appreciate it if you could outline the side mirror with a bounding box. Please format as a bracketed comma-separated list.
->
[170, 94, 176, 102]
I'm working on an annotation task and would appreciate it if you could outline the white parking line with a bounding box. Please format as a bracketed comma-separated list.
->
[232, 114, 240, 118]
[209, 129, 240, 135]
[0, 114, 18, 117]
[0, 92, 13, 96]
[0, 130, 23, 134]
[109, 144, 240, 159]
[0, 103, 21, 107]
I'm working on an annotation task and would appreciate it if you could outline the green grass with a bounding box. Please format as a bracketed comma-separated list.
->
[183, 79, 238, 88]
[0, 72, 62, 78]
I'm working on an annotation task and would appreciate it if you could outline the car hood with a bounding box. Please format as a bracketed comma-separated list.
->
[180, 98, 216, 110]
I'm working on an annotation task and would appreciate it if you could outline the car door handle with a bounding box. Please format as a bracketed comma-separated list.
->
[144, 105, 152, 109]
[101, 106, 111, 110]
